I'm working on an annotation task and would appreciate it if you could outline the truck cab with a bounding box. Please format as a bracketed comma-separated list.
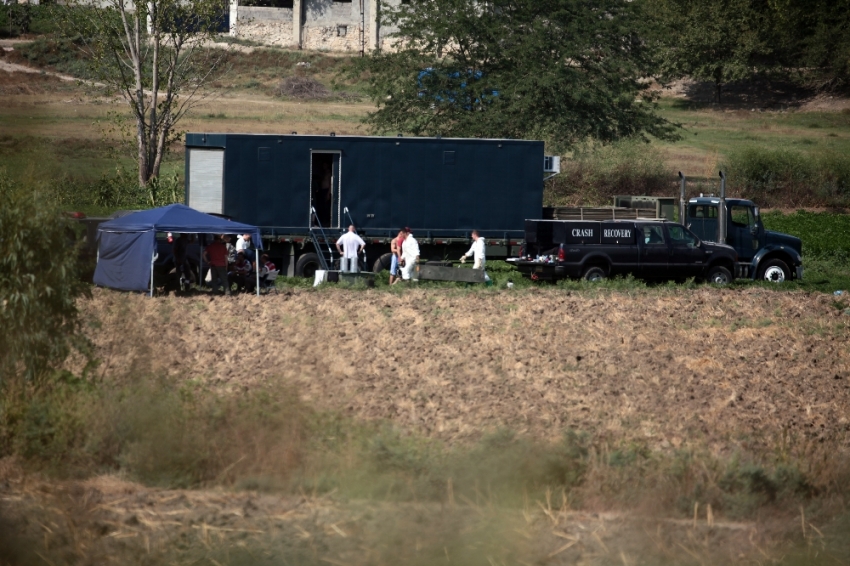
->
[686, 196, 803, 282]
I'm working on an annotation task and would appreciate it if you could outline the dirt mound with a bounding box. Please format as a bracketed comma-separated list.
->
[0, 64, 66, 94]
[277, 76, 330, 99]
[78, 286, 850, 451]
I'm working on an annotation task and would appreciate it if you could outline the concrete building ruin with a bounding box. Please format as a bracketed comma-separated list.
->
[229, 0, 402, 52]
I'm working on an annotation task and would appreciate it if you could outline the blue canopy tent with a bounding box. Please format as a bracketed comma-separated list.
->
[93, 204, 263, 296]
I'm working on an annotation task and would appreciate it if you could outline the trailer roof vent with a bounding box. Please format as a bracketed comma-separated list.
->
[330, 132, 336, 137]
[397, 133, 403, 137]
[291, 131, 297, 135]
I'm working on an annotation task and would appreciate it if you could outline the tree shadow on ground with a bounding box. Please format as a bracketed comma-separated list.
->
[666, 75, 817, 111]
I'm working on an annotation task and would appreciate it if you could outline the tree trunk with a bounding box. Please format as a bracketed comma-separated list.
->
[713, 68, 723, 104]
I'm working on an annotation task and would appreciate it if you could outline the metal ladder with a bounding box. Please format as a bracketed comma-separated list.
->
[310, 207, 335, 271]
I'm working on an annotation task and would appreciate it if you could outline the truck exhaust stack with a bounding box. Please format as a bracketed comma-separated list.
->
[718, 171, 727, 245]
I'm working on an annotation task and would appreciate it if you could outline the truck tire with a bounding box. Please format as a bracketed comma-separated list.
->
[758, 259, 790, 283]
[372, 252, 393, 274]
[582, 265, 607, 282]
[706, 265, 733, 285]
[295, 253, 322, 278]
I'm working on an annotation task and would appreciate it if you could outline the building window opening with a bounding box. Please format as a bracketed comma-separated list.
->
[337, 25, 348, 37]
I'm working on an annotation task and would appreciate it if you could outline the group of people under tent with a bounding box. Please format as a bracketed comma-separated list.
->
[174, 225, 488, 293]
[190, 233, 275, 296]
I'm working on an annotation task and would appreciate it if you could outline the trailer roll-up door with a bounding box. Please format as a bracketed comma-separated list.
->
[187, 148, 224, 214]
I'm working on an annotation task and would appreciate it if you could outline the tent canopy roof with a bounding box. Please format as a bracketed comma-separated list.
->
[97, 204, 262, 246]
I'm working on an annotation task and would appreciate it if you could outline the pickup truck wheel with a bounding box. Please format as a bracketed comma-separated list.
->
[758, 259, 790, 283]
[706, 265, 733, 285]
[582, 266, 607, 282]
[372, 252, 393, 274]
[295, 253, 321, 278]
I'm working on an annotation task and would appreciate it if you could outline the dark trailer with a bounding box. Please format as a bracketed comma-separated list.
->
[185, 133, 548, 276]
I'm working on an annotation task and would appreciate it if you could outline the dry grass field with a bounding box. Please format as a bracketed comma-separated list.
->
[2, 286, 848, 565]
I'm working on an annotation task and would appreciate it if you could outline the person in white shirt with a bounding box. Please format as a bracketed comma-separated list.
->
[336, 225, 366, 273]
[236, 233, 254, 261]
[460, 229, 486, 269]
[399, 228, 420, 282]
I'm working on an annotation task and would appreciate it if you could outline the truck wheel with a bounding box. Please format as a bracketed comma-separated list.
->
[758, 259, 790, 283]
[582, 266, 606, 282]
[706, 265, 733, 285]
[295, 253, 322, 278]
[372, 252, 393, 274]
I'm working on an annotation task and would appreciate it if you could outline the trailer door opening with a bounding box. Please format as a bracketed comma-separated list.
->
[310, 151, 340, 229]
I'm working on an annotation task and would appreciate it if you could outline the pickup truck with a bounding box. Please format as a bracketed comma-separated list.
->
[512, 219, 740, 283]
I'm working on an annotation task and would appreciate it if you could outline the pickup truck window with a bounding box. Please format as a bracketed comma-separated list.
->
[730, 205, 755, 228]
[668, 225, 697, 247]
[643, 225, 665, 245]
[688, 205, 717, 219]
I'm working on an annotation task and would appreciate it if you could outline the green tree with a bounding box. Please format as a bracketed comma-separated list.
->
[0, 173, 90, 387]
[354, 0, 678, 151]
[64, 0, 229, 195]
[644, 0, 775, 103]
[771, 0, 850, 90]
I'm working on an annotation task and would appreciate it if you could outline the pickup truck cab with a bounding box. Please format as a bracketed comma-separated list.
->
[513, 219, 739, 283]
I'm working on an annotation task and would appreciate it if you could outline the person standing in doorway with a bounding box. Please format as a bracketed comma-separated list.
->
[460, 230, 486, 270]
[336, 225, 366, 273]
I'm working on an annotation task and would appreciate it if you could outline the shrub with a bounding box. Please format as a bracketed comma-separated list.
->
[0, 173, 90, 386]
[545, 140, 671, 206]
[724, 145, 850, 207]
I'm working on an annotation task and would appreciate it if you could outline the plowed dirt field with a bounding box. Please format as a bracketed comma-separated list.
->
[83, 286, 850, 450]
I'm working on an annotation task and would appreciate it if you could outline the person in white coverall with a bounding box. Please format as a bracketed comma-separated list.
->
[399, 228, 420, 282]
[336, 225, 366, 273]
[460, 230, 486, 269]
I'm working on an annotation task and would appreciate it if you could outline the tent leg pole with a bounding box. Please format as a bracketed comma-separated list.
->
[200, 241, 204, 291]
[150, 253, 155, 297]
[256, 252, 260, 296]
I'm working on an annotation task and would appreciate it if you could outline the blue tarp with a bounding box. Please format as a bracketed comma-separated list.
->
[93, 204, 261, 292]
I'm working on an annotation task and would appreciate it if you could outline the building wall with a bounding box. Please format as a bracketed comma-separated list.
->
[235, 7, 295, 47]
[230, 0, 403, 52]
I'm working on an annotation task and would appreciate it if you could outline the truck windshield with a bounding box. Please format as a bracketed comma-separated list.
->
[688, 205, 717, 219]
